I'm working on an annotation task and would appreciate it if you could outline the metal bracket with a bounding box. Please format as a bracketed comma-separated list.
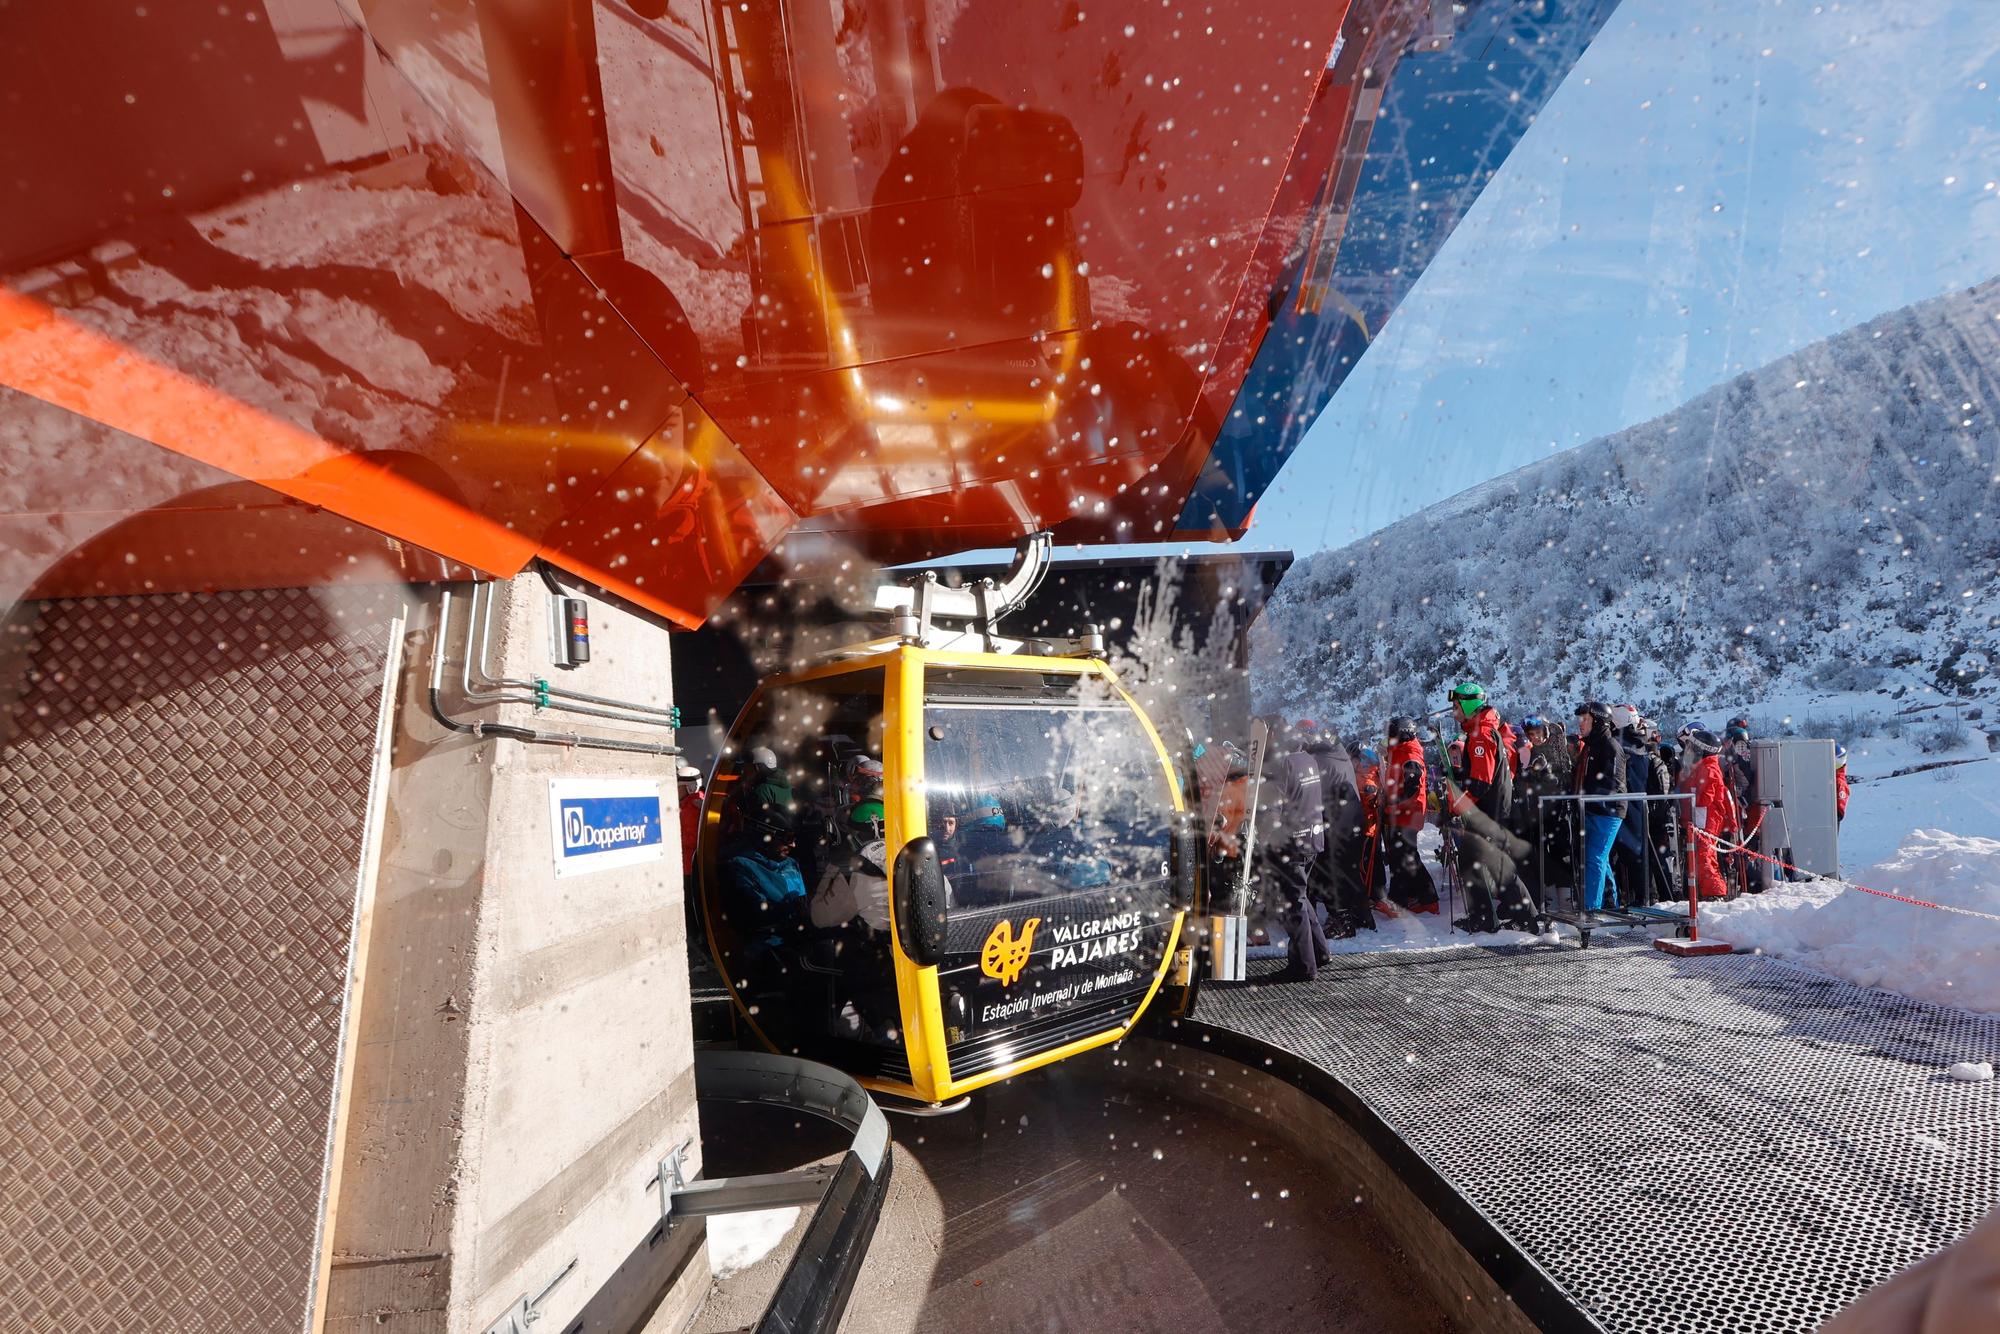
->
[480, 1256, 577, 1334]
[647, 1135, 837, 1227]
[648, 1137, 694, 1222]
[667, 1164, 838, 1219]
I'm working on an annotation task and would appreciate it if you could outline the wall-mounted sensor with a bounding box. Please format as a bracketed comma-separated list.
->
[554, 596, 590, 668]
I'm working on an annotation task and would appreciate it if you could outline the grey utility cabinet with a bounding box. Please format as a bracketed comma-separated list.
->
[1749, 737, 1841, 885]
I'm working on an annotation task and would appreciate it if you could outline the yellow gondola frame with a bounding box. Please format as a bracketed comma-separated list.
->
[698, 643, 1188, 1105]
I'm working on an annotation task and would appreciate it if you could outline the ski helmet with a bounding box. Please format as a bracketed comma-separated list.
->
[847, 797, 886, 840]
[1685, 728, 1722, 757]
[1834, 742, 1848, 769]
[1577, 700, 1611, 723]
[1725, 723, 1751, 742]
[1359, 743, 1381, 766]
[1387, 715, 1419, 742]
[1609, 703, 1639, 731]
[1520, 714, 1546, 733]
[1448, 681, 1487, 719]
[745, 805, 796, 843]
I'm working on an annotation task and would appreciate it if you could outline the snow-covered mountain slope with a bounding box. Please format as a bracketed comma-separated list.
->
[1254, 277, 2000, 735]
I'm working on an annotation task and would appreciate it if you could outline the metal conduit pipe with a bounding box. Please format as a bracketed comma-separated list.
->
[430, 588, 680, 757]
[457, 630, 679, 730]
[468, 578, 679, 722]
[462, 579, 677, 725]
[454, 581, 678, 730]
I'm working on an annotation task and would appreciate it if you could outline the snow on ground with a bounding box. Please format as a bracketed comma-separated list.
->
[707, 1206, 801, 1279]
[1332, 903, 1551, 954]
[1704, 829, 2000, 1013]
[1838, 734, 1998, 869]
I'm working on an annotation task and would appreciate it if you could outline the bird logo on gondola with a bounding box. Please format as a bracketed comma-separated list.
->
[980, 917, 1041, 986]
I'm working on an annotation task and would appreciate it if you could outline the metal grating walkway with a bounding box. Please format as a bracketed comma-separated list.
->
[1191, 941, 2000, 1333]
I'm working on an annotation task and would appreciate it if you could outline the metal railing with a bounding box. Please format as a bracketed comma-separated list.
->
[1534, 793, 1690, 940]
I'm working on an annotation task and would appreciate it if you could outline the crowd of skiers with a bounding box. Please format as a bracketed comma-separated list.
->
[1216, 681, 1852, 982]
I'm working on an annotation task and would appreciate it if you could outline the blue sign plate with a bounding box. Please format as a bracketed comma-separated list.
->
[547, 778, 667, 878]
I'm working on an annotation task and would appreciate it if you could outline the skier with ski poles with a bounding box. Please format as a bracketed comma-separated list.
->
[1443, 682, 1540, 933]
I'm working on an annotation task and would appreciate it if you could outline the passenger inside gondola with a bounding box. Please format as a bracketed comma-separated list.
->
[716, 806, 809, 986]
[713, 672, 901, 1046]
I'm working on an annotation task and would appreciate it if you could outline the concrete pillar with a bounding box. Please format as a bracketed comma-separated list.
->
[328, 574, 706, 1334]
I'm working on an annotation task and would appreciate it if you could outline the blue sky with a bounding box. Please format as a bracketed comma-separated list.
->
[1244, 0, 2000, 557]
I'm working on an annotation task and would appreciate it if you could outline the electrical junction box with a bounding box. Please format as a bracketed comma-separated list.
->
[1750, 738, 1840, 885]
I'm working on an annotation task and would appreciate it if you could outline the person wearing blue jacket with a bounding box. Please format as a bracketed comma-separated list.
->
[1573, 700, 1627, 917]
[721, 808, 809, 959]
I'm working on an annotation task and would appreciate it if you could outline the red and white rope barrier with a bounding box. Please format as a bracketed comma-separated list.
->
[1689, 826, 2000, 927]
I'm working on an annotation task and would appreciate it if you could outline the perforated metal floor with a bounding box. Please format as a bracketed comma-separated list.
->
[1192, 941, 2000, 1333]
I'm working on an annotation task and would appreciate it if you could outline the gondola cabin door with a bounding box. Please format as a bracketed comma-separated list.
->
[698, 646, 1185, 1104]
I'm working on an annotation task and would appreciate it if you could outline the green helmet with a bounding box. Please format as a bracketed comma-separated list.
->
[1448, 680, 1487, 720]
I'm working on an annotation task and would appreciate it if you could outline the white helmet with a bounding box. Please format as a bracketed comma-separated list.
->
[1609, 703, 1639, 731]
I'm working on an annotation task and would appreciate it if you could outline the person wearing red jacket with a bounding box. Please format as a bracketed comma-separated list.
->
[1382, 717, 1439, 912]
[1347, 743, 1389, 906]
[677, 762, 705, 876]
[1681, 729, 1739, 900]
[1835, 743, 1850, 822]
[1445, 681, 1537, 931]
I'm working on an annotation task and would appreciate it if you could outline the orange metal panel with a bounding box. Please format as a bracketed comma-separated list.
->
[0, 0, 1359, 623]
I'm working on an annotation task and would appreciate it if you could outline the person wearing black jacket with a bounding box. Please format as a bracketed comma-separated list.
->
[1527, 717, 1576, 900]
[1722, 720, 1758, 895]
[1255, 721, 1332, 981]
[1299, 722, 1375, 938]
[1611, 706, 1660, 907]
[1573, 700, 1626, 916]
[1641, 722, 1684, 900]
[1512, 716, 1560, 910]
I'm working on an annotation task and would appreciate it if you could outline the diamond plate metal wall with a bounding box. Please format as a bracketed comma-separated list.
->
[0, 588, 398, 1333]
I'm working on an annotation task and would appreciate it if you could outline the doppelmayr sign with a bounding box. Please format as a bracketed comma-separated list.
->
[547, 777, 667, 878]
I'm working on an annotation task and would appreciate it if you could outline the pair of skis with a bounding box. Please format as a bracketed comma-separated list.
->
[1208, 717, 1269, 981]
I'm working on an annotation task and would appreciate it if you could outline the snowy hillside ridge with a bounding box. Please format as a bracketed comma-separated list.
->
[1254, 277, 2000, 730]
[1703, 830, 2000, 1014]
